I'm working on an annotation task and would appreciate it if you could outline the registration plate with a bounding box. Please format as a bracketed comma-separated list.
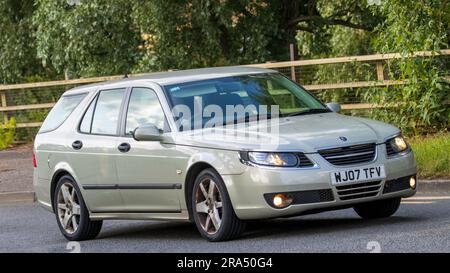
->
[331, 165, 386, 185]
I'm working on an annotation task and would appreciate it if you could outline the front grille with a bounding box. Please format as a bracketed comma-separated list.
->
[318, 143, 376, 166]
[336, 180, 382, 201]
[264, 189, 334, 207]
[385, 142, 396, 157]
[383, 176, 412, 193]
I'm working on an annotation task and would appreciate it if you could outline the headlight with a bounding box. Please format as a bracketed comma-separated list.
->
[388, 135, 409, 153]
[246, 152, 298, 167]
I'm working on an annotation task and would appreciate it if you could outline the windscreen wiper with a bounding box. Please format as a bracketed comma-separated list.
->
[285, 108, 331, 117]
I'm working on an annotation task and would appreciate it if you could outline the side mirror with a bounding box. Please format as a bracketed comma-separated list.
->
[132, 124, 163, 141]
[326, 102, 341, 113]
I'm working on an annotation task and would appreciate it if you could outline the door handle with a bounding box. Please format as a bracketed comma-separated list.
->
[72, 140, 83, 150]
[118, 142, 131, 153]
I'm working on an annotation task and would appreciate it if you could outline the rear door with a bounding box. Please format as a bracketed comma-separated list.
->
[69, 88, 126, 212]
[36, 93, 88, 181]
[34, 93, 87, 203]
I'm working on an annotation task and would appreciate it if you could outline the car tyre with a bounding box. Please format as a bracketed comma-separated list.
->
[192, 168, 246, 242]
[54, 175, 102, 241]
[354, 197, 401, 219]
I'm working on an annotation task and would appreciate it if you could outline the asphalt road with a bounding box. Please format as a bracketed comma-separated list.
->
[1, 194, 450, 253]
[0, 144, 34, 193]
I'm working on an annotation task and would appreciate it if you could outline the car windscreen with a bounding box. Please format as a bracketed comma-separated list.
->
[164, 73, 328, 131]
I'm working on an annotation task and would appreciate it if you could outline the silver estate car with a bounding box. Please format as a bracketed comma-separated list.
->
[33, 67, 417, 242]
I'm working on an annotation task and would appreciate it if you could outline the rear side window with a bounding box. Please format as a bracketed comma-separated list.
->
[89, 89, 126, 135]
[39, 94, 87, 133]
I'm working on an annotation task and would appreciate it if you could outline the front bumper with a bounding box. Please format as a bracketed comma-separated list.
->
[224, 147, 417, 220]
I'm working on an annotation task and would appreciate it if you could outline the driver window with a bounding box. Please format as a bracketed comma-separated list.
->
[125, 88, 168, 135]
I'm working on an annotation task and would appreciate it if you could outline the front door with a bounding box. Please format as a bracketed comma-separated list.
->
[115, 87, 185, 213]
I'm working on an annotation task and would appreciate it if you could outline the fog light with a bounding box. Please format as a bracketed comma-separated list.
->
[273, 194, 293, 208]
[409, 176, 416, 189]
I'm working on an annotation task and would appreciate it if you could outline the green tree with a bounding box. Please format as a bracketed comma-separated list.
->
[291, 1, 382, 105]
[29, 0, 389, 75]
[132, 0, 278, 71]
[132, 0, 384, 71]
[0, 0, 45, 84]
[294, 0, 382, 58]
[33, 0, 142, 77]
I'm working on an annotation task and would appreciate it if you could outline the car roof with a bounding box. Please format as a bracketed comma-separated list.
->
[63, 66, 276, 96]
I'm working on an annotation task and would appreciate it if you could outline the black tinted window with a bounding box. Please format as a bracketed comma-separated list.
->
[39, 94, 86, 133]
[79, 95, 97, 133]
[125, 88, 167, 134]
[91, 89, 125, 135]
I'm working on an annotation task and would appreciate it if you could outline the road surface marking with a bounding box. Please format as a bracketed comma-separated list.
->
[408, 196, 450, 200]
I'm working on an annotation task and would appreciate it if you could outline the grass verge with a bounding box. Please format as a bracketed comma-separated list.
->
[408, 132, 450, 179]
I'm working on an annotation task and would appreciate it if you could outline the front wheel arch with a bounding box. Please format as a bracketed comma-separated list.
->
[184, 162, 216, 221]
[191, 168, 246, 241]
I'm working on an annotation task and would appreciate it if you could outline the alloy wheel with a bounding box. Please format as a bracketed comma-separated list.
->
[195, 178, 223, 234]
[56, 182, 81, 234]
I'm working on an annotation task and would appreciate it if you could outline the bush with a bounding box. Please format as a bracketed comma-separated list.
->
[365, 0, 449, 135]
[0, 117, 16, 150]
[365, 57, 449, 135]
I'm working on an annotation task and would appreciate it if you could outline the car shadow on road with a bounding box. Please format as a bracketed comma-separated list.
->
[97, 210, 423, 241]
[242, 215, 421, 240]
[98, 221, 200, 240]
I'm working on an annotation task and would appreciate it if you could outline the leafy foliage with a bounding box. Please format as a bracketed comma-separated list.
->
[0, 118, 16, 150]
[33, 0, 142, 77]
[295, 2, 381, 106]
[132, 0, 278, 71]
[364, 0, 450, 134]
[0, 1, 45, 84]
[296, 1, 381, 58]
[0, 0, 449, 142]
[130, 0, 388, 71]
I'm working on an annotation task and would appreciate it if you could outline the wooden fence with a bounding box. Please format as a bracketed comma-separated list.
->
[1, 49, 449, 129]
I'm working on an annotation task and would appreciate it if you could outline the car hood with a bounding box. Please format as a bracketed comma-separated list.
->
[169, 113, 400, 153]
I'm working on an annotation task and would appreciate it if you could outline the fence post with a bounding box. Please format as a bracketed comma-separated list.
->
[1, 91, 7, 124]
[376, 61, 385, 81]
[289, 44, 298, 108]
[289, 43, 297, 82]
